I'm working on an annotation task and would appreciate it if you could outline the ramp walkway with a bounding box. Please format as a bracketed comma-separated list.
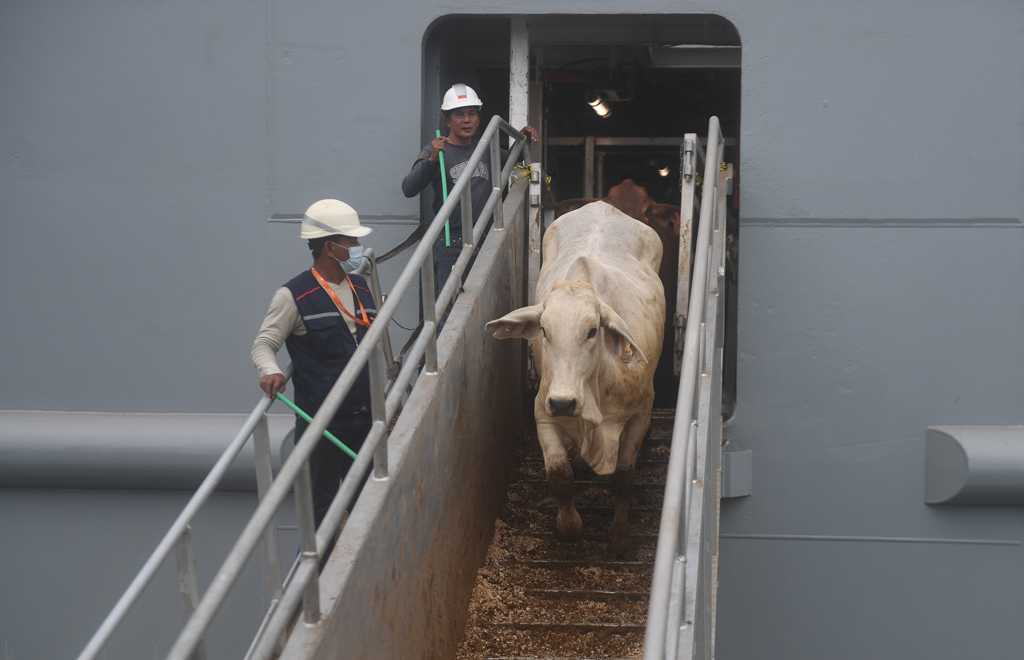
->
[78, 116, 731, 660]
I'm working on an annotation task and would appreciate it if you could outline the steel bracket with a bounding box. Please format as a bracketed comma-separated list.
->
[721, 449, 752, 499]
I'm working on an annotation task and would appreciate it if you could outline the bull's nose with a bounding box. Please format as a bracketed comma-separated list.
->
[548, 397, 577, 416]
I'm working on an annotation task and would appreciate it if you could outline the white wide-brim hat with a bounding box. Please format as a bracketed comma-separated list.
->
[300, 198, 373, 239]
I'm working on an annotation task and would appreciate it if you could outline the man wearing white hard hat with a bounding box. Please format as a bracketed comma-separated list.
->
[251, 198, 376, 526]
[401, 83, 535, 288]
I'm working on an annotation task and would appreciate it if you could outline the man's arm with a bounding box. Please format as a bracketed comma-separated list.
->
[401, 158, 438, 198]
[251, 287, 300, 398]
[401, 140, 446, 198]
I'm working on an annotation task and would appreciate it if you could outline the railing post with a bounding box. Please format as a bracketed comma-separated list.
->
[680, 420, 698, 547]
[292, 461, 321, 623]
[252, 411, 283, 660]
[583, 135, 595, 198]
[676, 133, 701, 376]
[175, 526, 208, 660]
[490, 135, 504, 230]
[252, 415, 283, 608]
[370, 346, 389, 479]
[717, 165, 731, 279]
[366, 255, 395, 374]
[665, 554, 687, 659]
[460, 178, 474, 250]
[420, 248, 439, 374]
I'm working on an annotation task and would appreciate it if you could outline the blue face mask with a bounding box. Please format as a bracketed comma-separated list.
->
[335, 244, 367, 274]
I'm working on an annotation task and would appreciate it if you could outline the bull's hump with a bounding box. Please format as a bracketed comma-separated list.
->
[548, 203, 659, 260]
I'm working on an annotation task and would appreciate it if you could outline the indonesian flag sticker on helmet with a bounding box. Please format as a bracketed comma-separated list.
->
[440, 83, 483, 111]
[300, 199, 373, 239]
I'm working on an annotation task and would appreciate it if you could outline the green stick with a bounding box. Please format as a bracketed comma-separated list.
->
[436, 129, 451, 247]
[275, 393, 358, 460]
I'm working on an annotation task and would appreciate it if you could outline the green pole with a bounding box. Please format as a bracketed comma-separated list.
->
[275, 393, 358, 460]
[436, 129, 452, 247]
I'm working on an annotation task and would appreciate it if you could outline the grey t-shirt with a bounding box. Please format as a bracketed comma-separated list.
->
[401, 139, 493, 244]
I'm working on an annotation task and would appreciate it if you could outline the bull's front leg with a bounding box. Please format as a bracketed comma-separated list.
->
[610, 468, 635, 557]
[537, 420, 582, 541]
[610, 410, 651, 557]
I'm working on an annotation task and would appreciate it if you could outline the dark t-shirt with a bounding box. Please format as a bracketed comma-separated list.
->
[401, 139, 494, 244]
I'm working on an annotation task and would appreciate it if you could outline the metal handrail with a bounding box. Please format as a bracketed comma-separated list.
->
[78, 115, 528, 660]
[644, 116, 729, 659]
[75, 367, 292, 660]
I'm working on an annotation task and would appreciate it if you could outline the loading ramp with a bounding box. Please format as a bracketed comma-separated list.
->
[456, 409, 674, 658]
[77, 116, 730, 660]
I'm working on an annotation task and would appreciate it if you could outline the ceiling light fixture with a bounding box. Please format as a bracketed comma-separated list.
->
[587, 93, 612, 119]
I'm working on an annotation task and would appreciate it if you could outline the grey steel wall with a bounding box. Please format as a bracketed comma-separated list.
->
[2, 1, 1022, 659]
[0, 0, 422, 413]
[710, 4, 1024, 660]
[720, 224, 1024, 659]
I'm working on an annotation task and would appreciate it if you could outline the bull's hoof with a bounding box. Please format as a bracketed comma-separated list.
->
[555, 507, 584, 541]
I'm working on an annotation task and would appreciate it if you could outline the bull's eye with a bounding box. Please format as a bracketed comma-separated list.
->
[586, 327, 598, 340]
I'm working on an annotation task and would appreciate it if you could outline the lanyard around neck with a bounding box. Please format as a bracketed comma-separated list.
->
[310, 268, 371, 328]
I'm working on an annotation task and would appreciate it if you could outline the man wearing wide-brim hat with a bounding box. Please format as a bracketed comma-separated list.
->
[251, 198, 376, 526]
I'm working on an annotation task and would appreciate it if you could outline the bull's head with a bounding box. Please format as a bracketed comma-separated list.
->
[486, 271, 647, 424]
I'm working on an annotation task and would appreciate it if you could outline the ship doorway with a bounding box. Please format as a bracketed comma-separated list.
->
[422, 14, 741, 411]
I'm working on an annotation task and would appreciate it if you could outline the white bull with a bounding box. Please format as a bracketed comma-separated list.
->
[486, 201, 665, 553]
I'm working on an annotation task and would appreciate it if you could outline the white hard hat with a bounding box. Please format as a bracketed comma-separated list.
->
[440, 83, 483, 112]
[300, 199, 372, 239]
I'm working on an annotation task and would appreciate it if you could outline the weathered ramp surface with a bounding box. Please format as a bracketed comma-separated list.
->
[456, 409, 676, 659]
[281, 185, 531, 660]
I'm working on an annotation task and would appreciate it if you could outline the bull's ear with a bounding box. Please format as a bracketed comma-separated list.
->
[598, 301, 648, 364]
[486, 305, 543, 340]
